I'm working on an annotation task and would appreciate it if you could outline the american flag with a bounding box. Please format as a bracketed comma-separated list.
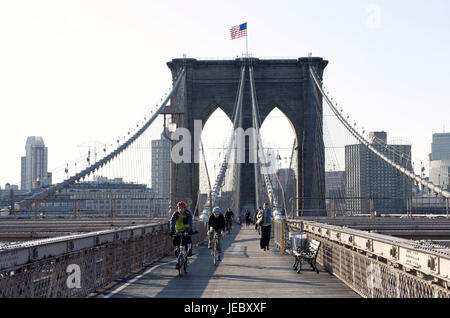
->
[230, 22, 247, 40]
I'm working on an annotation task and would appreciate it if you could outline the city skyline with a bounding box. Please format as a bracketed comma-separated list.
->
[1, 1, 449, 188]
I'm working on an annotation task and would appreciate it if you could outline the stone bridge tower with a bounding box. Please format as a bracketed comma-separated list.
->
[167, 57, 328, 217]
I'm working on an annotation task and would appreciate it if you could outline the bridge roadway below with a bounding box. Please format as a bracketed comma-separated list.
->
[92, 223, 359, 298]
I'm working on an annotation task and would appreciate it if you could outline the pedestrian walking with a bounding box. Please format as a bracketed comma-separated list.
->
[257, 202, 272, 251]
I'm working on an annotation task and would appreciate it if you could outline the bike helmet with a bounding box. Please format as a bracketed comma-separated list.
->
[213, 206, 221, 214]
[177, 201, 187, 208]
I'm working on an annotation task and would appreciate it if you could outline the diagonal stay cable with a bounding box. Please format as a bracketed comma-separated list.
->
[203, 65, 246, 211]
[249, 65, 280, 210]
[200, 138, 212, 195]
[309, 66, 450, 200]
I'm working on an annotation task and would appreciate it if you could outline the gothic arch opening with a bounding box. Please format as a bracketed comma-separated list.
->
[260, 107, 297, 215]
[198, 106, 234, 212]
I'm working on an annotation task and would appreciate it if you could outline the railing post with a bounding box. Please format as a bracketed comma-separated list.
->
[289, 197, 295, 218]
[209, 190, 213, 217]
[410, 197, 413, 218]
[280, 220, 285, 254]
[406, 197, 408, 218]
[446, 198, 449, 220]
[149, 198, 152, 218]
[110, 199, 114, 219]
[331, 198, 335, 218]
[370, 198, 374, 218]
[407, 197, 412, 218]
[406, 198, 411, 218]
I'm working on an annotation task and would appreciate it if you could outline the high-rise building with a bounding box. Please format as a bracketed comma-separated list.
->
[429, 133, 450, 191]
[431, 133, 450, 161]
[325, 170, 346, 197]
[345, 131, 412, 215]
[151, 132, 171, 213]
[325, 170, 346, 215]
[276, 168, 297, 213]
[21, 136, 51, 191]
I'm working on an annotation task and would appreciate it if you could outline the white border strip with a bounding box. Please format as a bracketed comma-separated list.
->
[103, 255, 198, 298]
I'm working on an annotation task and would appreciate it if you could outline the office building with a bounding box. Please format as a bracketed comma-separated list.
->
[325, 170, 346, 215]
[21, 136, 52, 191]
[429, 133, 450, 191]
[345, 131, 412, 215]
[151, 132, 171, 213]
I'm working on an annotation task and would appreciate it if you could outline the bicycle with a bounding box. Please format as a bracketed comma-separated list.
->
[211, 231, 222, 266]
[172, 232, 188, 276]
[171, 230, 198, 276]
[225, 218, 232, 233]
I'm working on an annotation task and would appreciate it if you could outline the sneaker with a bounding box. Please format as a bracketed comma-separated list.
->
[266, 246, 269, 251]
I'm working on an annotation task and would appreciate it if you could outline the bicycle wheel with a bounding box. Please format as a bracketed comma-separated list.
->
[178, 255, 183, 276]
[214, 237, 219, 266]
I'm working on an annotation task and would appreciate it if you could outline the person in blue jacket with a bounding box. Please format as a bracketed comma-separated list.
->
[257, 202, 272, 251]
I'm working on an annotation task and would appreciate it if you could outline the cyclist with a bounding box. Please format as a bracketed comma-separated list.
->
[225, 208, 234, 231]
[245, 210, 251, 227]
[170, 201, 194, 257]
[208, 206, 225, 261]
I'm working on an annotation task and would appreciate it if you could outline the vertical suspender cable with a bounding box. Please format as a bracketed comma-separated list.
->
[18, 68, 187, 210]
[200, 65, 246, 220]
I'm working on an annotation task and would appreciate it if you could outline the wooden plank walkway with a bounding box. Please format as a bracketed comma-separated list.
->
[94, 223, 359, 298]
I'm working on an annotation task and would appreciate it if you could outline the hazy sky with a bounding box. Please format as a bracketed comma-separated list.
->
[1, 0, 449, 188]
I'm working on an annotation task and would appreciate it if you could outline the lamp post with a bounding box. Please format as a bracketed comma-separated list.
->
[161, 104, 184, 218]
[273, 153, 286, 221]
[163, 116, 176, 217]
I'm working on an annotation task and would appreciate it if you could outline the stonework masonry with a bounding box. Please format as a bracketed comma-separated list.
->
[166, 57, 328, 217]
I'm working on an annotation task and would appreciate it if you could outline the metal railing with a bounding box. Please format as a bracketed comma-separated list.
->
[274, 219, 450, 298]
[287, 197, 450, 218]
[0, 220, 207, 298]
[273, 220, 288, 254]
[2, 197, 172, 219]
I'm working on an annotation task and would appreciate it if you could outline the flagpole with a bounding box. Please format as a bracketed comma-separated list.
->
[246, 21, 248, 57]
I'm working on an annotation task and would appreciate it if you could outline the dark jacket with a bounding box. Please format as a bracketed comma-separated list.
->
[208, 213, 225, 232]
[225, 210, 234, 219]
